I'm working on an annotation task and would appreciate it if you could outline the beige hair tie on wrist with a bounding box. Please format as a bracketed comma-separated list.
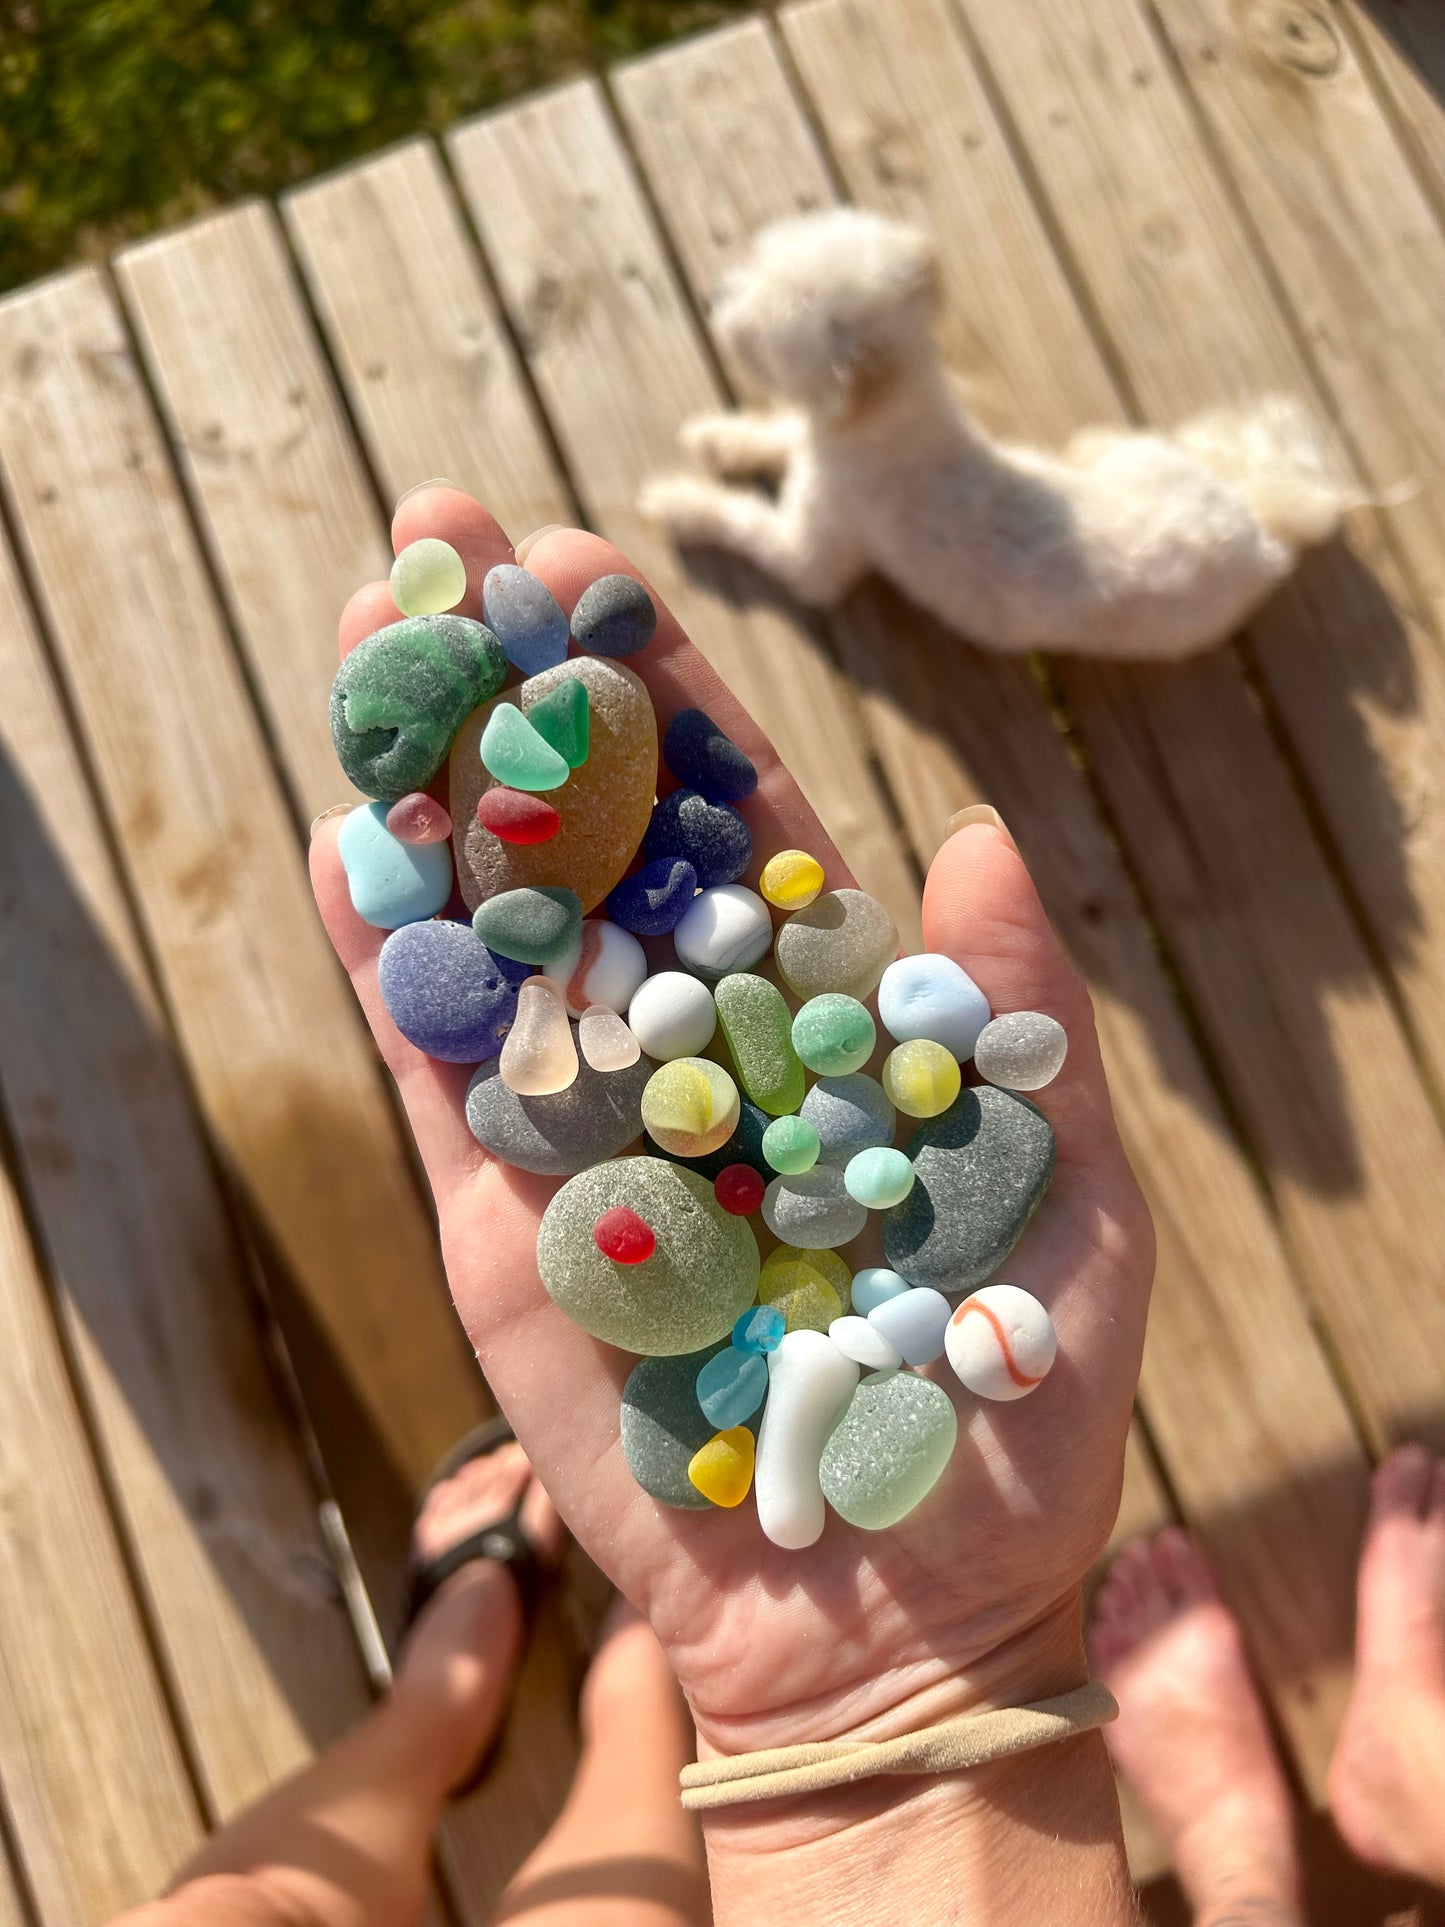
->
[680, 1679, 1118, 1812]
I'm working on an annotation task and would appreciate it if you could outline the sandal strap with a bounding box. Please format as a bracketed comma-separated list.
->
[407, 1513, 545, 1625]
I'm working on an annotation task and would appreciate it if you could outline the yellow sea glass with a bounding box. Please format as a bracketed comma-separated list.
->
[688, 1427, 756, 1507]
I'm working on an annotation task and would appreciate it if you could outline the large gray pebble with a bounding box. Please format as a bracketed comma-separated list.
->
[465, 1032, 652, 1175]
[882, 1087, 1055, 1293]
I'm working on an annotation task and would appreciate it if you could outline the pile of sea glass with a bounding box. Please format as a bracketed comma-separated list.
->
[330, 539, 1066, 1550]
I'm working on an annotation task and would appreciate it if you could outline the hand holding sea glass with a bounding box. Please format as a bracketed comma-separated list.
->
[311, 489, 1153, 1770]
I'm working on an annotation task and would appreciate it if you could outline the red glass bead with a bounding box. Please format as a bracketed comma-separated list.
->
[593, 1205, 656, 1265]
[477, 786, 561, 844]
[714, 1163, 765, 1216]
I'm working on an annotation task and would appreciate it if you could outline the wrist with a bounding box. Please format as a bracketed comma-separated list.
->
[696, 1591, 1134, 1927]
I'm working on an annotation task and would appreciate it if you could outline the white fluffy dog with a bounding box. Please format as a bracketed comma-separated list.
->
[640, 209, 1348, 659]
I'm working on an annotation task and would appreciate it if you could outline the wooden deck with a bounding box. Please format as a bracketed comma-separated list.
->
[2, 1, 1445, 1918]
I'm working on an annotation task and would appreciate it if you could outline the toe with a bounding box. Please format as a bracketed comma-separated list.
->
[1104, 1540, 1157, 1625]
[1153, 1528, 1219, 1607]
[413, 1442, 532, 1567]
[1086, 1619, 1129, 1675]
[519, 1474, 567, 1567]
[1371, 1444, 1435, 1525]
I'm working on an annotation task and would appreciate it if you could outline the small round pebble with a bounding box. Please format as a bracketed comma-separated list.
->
[674, 884, 774, 979]
[973, 1011, 1068, 1092]
[482, 563, 570, 675]
[826, 1314, 902, 1372]
[715, 1163, 766, 1216]
[849, 1266, 911, 1318]
[760, 849, 824, 912]
[791, 994, 876, 1076]
[538, 1158, 760, 1355]
[762, 1114, 821, 1176]
[882, 1039, 962, 1119]
[377, 920, 519, 1063]
[553, 919, 648, 1018]
[593, 1205, 656, 1265]
[641, 1057, 740, 1158]
[571, 573, 657, 658]
[688, 1427, 755, 1507]
[644, 790, 752, 890]
[480, 702, 571, 793]
[762, 1165, 869, 1250]
[607, 857, 698, 935]
[391, 537, 467, 616]
[882, 1087, 1056, 1294]
[628, 971, 717, 1061]
[578, 1006, 641, 1073]
[759, 1246, 851, 1333]
[844, 1145, 915, 1209]
[464, 1041, 651, 1176]
[819, 1371, 957, 1531]
[472, 885, 582, 966]
[662, 709, 757, 804]
[733, 1303, 786, 1353]
[386, 792, 452, 845]
[499, 975, 577, 1096]
[621, 1341, 736, 1509]
[338, 801, 452, 929]
[800, 1073, 897, 1168]
[867, 1286, 952, 1366]
[945, 1284, 1057, 1401]
[476, 786, 561, 844]
[878, 953, 991, 1061]
[697, 1346, 768, 1429]
[774, 889, 898, 1001]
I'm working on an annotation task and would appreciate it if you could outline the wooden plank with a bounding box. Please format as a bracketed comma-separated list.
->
[614, 16, 1366, 1796]
[1146, 0, 1445, 1073]
[931, 0, 1445, 1445]
[444, 93, 923, 949]
[0, 269, 487, 1598]
[110, 204, 588, 1924]
[0, 1841, 27, 1927]
[780, 0, 1445, 1436]
[1347, 2, 1445, 209]
[0, 509, 371, 1818]
[114, 204, 387, 827]
[0, 1151, 201, 1921]
[283, 141, 572, 542]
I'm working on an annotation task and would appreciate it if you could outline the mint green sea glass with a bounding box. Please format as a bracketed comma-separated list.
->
[480, 702, 570, 792]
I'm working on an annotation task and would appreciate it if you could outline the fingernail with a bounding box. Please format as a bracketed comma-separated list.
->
[394, 478, 461, 510]
[310, 803, 352, 840]
[513, 523, 565, 564]
[945, 803, 1009, 840]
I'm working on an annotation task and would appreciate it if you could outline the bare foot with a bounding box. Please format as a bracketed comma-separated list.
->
[1329, 1445, 1445, 1888]
[392, 1440, 565, 1792]
[495, 1595, 709, 1926]
[1088, 1530, 1302, 1925]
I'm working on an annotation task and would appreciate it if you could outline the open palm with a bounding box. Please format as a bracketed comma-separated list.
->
[310, 488, 1155, 1761]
